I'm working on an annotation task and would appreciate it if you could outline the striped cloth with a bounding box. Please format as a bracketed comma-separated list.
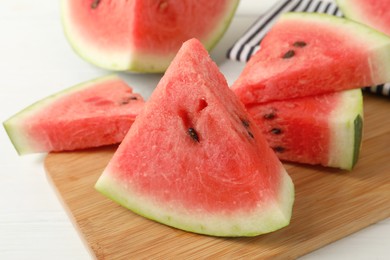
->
[227, 0, 390, 97]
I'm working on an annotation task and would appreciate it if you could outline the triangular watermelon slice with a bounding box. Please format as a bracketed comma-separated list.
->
[61, 0, 239, 72]
[246, 89, 363, 170]
[95, 39, 294, 237]
[232, 12, 390, 105]
[3, 75, 144, 155]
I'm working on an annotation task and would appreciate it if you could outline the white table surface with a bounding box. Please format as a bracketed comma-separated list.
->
[0, 1, 389, 259]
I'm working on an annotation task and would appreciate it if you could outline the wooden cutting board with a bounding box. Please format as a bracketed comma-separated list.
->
[45, 95, 390, 259]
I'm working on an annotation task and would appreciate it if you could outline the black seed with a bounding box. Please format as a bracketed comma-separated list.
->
[293, 41, 307, 47]
[91, 0, 101, 9]
[188, 128, 199, 142]
[282, 50, 295, 59]
[264, 112, 276, 120]
[120, 96, 138, 105]
[241, 119, 250, 128]
[239, 118, 253, 139]
[273, 146, 285, 153]
[271, 128, 282, 135]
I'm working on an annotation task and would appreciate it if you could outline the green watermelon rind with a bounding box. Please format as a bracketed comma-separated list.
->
[95, 166, 294, 237]
[3, 74, 121, 155]
[61, 1, 240, 73]
[352, 114, 363, 167]
[328, 89, 363, 170]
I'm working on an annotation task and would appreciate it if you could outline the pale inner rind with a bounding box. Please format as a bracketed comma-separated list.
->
[61, 1, 134, 71]
[95, 164, 294, 237]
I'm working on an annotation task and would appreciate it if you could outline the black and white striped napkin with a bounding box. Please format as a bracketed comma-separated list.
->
[227, 0, 390, 97]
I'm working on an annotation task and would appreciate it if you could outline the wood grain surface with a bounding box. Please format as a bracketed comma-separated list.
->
[45, 94, 390, 259]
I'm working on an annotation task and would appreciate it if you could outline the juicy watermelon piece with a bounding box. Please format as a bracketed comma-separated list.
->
[3, 75, 144, 155]
[246, 89, 363, 170]
[232, 12, 390, 105]
[61, 0, 239, 72]
[337, 0, 390, 36]
[95, 39, 294, 237]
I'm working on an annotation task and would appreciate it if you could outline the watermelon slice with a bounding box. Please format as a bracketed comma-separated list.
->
[3, 75, 144, 155]
[95, 39, 294, 237]
[337, 0, 390, 36]
[246, 89, 363, 170]
[232, 12, 390, 105]
[61, 0, 239, 72]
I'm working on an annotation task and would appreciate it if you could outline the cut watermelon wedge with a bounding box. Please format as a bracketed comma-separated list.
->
[232, 12, 390, 105]
[61, 0, 239, 72]
[3, 75, 144, 155]
[95, 39, 294, 237]
[247, 89, 363, 170]
[337, 0, 390, 36]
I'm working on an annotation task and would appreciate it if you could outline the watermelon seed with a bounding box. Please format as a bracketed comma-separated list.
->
[271, 128, 282, 135]
[91, 0, 101, 9]
[282, 50, 295, 59]
[241, 119, 250, 128]
[120, 96, 138, 105]
[263, 112, 276, 120]
[293, 41, 307, 47]
[273, 146, 285, 153]
[188, 128, 200, 142]
[240, 118, 253, 138]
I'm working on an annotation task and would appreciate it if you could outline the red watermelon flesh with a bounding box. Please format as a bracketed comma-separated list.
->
[3, 75, 144, 155]
[61, 0, 239, 72]
[337, 0, 390, 36]
[95, 39, 294, 237]
[232, 12, 390, 105]
[246, 89, 363, 170]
